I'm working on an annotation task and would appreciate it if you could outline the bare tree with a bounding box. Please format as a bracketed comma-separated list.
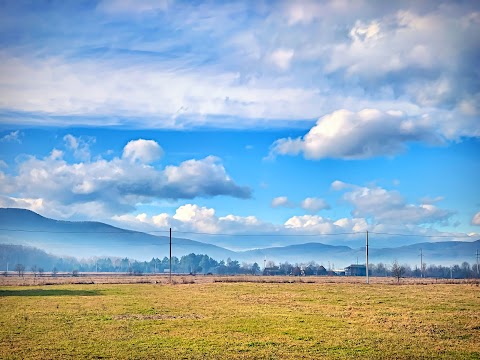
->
[265, 260, 276, 268]
[52, 267, 58, 277]
[15, 263, 25, 277]
[391, 260, 405, 283]
[38, 268, 44, 277]
[31, 265, 38, 278]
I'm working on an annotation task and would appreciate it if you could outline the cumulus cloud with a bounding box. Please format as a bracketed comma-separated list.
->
[122, 139, 163, 163]
[113, 203, 267, 236]
[333, 181, 453, 225]
[107, 197, 469, 248]
[270, 109, 442, 160]
[472, 212, 480, 226]
[271, 196, 294, 208]
[284, 215, 368, 234]
[301, 197, 330, 212]
[0, 140, 250, 218]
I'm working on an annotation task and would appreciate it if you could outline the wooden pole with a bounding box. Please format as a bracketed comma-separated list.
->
[169, 228, 172, 284]
[366, 230, 369, 284]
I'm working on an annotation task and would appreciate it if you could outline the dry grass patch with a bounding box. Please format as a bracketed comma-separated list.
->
[0, 282, 479, 359]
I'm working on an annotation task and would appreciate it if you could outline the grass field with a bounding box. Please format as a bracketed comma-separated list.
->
[1, 280, 479, 359]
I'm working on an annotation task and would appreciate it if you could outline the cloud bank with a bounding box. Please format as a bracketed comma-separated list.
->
[0, 138, 250, 218]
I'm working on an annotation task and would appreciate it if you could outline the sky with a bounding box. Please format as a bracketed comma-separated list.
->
[0, 0, 479, 250]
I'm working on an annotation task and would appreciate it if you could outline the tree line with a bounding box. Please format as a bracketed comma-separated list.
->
[1, 244, 478, 278]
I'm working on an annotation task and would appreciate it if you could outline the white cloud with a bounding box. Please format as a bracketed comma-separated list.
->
[269, 48, 294, 71]
[0, 130, 21, 143]
[0, 2, 478, 141]
[301, 197, 330, 212]
[271, 196, 294, 208]
[0, 140, 250, 218]
[172, 204, 219, 233]
[113, 203, 267, 236]
[106, 199, 469, 248]
[0, 55, 321, 126]
[122, 139, 163, 163]
[333, 181, 454, 226]
[284, 215, 333, 232]
[331, 180, 348, 191]
[270, 109, 442, 160]
[64, 134, 94, 161]
[327, 9, 480, 77]
[472, 212, 480, 226]
[163, 156, 249, 199]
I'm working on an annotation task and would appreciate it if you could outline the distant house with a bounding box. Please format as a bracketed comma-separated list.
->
[317, 266, 327, 276]
[263, 266, 281, 276]
[345, 264, 367, 276]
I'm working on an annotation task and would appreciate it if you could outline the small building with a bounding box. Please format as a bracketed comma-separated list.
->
[263, 266, 281, 276]
[317, 265, 327, 276]
[345, 264, 367, 276]
[332, 269, 345, 276]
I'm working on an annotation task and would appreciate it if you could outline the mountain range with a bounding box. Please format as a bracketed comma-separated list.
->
[1, 208, 478, 267]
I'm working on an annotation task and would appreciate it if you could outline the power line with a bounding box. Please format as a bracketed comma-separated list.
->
[0, 227, 475, 238]
[172, 230, 359, 237]
[0, 228, 167, 234]
[369, 231, 473, 238]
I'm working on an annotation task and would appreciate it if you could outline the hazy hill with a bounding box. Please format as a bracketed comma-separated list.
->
[240, 242, 356, 266]
[0, 208, 478, 267]
[0, 208, 237, 261]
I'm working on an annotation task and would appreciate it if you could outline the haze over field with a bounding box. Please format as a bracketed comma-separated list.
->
[0, 1, 479, 255]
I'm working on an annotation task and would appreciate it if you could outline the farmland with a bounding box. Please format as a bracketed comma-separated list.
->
[1, 278, 479, 359]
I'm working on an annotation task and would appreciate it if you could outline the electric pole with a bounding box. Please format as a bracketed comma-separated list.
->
[476, 250, 479, 277]
[366, 230, 369, 284]
[420, 248, 423, 278]
[169, 228, 172, 284]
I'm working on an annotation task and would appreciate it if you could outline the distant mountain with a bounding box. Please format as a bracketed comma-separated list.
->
[240, 242, 356, 266]
[240, 240, 480, 267]
[0, 208, 478, 267]
[370, 240, 480, 266]
[0, 208, 237, 261]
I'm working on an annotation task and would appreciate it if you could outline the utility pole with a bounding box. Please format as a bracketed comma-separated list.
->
[366, 230, 369, 284]
[476, 250, 479, 277]
[169, 228, 172, 284]
[420, 248, 423, 278]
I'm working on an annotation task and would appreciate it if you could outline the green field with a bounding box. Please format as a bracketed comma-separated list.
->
[1, 282, 479, 359]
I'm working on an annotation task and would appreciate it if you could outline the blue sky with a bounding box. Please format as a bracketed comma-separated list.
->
[0, 0, 479, 249]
